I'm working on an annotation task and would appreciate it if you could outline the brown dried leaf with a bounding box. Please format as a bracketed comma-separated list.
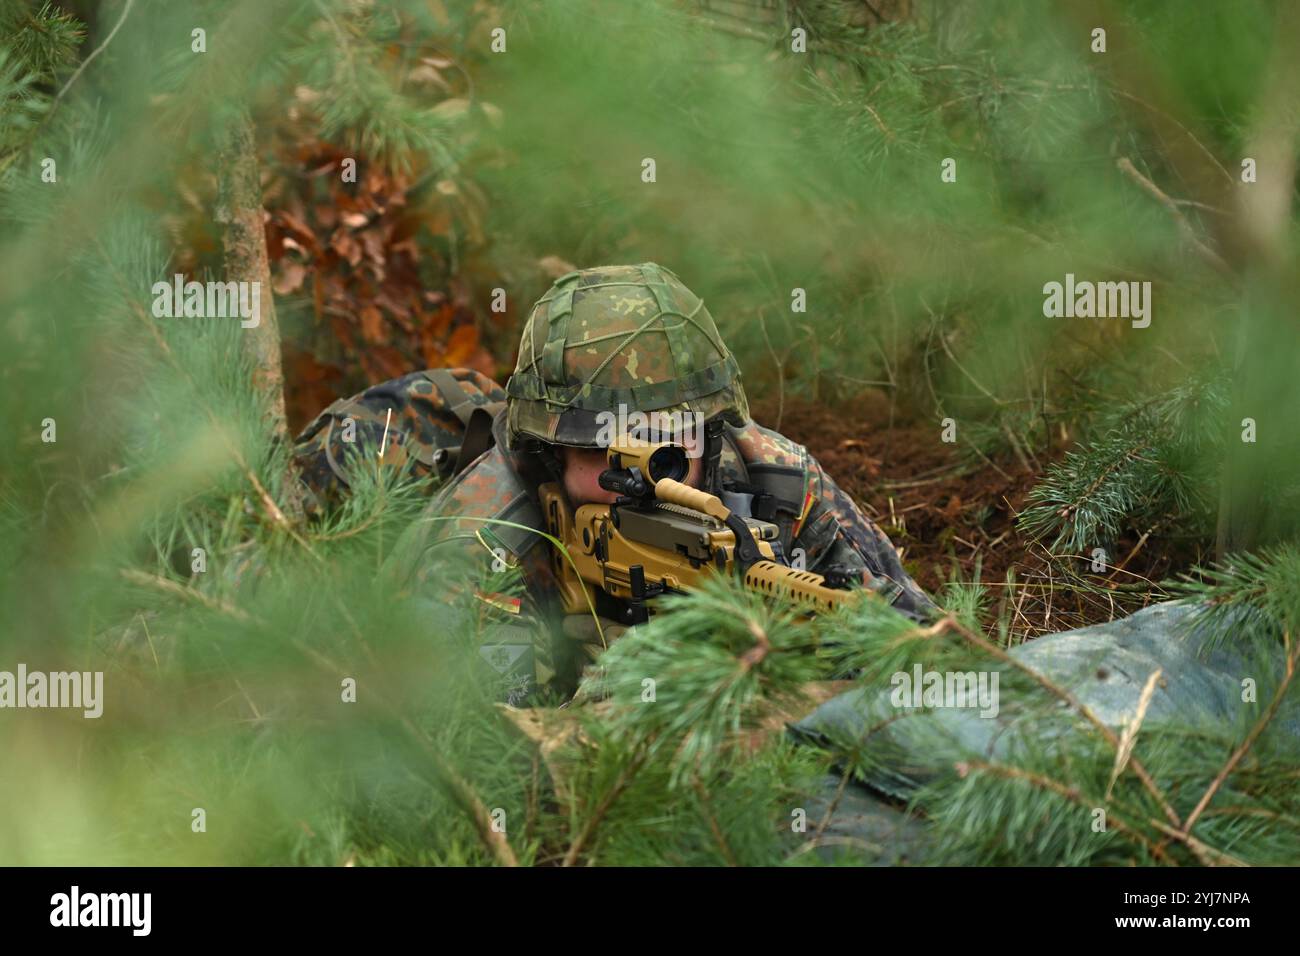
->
[358, 305, 386, 344]
[364, 345, 409, 382]
[330, 231, 362, 267]
[360, 229, 387, 267]
[273, 260, 307, 296]
[407, 64, 451, 91]
[315, 204, 338, 229]
[444, 323, 480, 366]
[431, 97, 471, 121]
[538, 255, 577, 278]
[278, 209, 316, 245]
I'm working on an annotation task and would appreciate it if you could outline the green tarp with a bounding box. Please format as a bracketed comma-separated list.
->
[788, 602, 1299, 862]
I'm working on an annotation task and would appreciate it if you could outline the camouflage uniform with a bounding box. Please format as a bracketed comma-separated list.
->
[292, 366, 507, 516]
[295, 263, 935, 703]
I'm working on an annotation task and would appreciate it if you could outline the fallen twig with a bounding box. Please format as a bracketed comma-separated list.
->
[1116, 157, 1231, 275]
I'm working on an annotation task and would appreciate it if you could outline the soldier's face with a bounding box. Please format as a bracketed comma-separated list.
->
[559, 446, 703, 506]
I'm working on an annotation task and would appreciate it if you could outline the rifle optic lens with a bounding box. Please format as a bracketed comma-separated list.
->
[647, 445, 689, 483]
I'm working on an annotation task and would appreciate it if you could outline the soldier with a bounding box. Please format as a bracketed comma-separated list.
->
[296, 262, 935, 703]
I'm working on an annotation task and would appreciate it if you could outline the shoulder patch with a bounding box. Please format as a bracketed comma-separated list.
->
[730, 422, 809, 509]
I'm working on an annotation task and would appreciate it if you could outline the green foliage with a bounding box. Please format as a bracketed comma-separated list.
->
[913, 702, 1300, 866]
[937, 574, 990, 633]
[2, 1, 84, 78]
[1, 0, 1297, 868]
[1019, 373, 1229, 554]
[1171, 544, 1300, 650]
[285, 0, 475, 174]
[0, 1, 84, 158]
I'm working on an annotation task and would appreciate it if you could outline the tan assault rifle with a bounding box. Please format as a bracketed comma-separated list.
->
[538, 441, 863, 626]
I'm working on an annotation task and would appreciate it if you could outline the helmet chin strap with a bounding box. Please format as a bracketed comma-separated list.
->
[538, 442, 566, 486]
[702, 417, 726, 495]
[516, 436, 567, 490]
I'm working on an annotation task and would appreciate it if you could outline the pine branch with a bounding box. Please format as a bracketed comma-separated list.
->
[561, 742, 650, 867]
[1181, 631, 1299, 837]
[1116, 156, 1230, 275]
[1020, 375, 1227, 553]
[957, 759, 1175, 865]
[0, 0, 90, 175]
[52, 0, 131, 107]
[119, 568, 255, 623]
[87, 229, 315, 552]
[691, 775, 739, 866]
[923, 613, 1184, 829]
[398, 715, 520, 867]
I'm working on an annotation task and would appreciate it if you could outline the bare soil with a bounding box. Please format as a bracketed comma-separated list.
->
[752, 391, 1171, 641]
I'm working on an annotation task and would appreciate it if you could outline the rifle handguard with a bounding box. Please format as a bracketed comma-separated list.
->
[743, 561, 858, 613]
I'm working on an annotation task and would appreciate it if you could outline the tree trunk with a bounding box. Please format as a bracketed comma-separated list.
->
[215, 108, 304, 520]
[1214, 16, 1300, 561]
[1216, 288, 1300, 559]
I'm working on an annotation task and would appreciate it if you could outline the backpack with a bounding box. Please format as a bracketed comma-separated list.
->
[292, 367, 506, 514]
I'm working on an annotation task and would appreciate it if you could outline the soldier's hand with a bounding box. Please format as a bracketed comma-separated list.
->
[561, 613, 629, 646]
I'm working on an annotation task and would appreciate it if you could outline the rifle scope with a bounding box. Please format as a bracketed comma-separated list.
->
[606, 441, 690, 485]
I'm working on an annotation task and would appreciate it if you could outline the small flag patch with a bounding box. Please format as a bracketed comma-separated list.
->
[791, 491, 816, 538]
[475, 590, 522, 614]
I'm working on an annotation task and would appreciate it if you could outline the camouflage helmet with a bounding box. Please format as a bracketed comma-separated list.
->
[505, 262, 750, 448]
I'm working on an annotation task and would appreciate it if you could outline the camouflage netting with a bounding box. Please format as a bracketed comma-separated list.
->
[505, 262, 750, 448]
